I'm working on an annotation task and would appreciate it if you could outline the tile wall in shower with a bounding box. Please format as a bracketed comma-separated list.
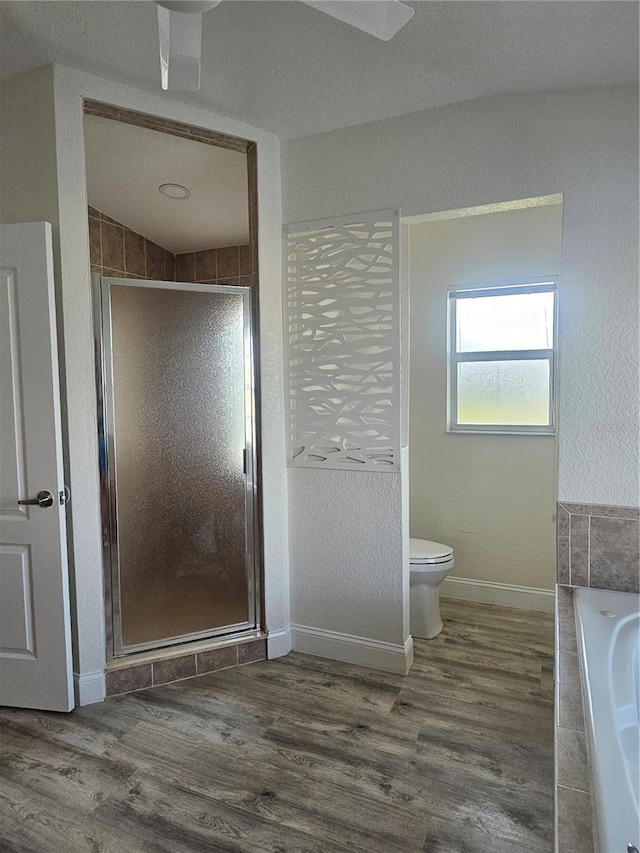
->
[174, 243, 252, 287]
[89, 206, 176, 281]
[88, 206, 251, 289]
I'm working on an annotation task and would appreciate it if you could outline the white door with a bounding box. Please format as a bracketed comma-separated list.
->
[0, 222, 73, 711]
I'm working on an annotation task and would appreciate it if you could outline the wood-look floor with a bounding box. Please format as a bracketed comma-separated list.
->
[0, 599, 555, 853]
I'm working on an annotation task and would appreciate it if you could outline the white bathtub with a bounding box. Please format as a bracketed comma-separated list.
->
[575, 587, 640, 853]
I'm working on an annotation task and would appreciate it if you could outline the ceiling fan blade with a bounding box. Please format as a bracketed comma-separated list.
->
[300, 0, 414, 41]
[157, 5, 204, 90]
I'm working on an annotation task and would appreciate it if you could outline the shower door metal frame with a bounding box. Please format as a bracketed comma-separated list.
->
[94, 275, 260, 659]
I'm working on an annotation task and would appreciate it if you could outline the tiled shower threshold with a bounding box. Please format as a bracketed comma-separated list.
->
[105, 631, 267, 696]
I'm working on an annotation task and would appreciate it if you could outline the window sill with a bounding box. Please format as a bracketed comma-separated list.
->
[447, 427, 557, 437]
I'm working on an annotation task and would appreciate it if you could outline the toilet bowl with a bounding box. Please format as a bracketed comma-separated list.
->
[410, 538, 454, 639]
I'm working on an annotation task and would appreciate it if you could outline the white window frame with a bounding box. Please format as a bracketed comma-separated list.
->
[447, 277, 558, 436]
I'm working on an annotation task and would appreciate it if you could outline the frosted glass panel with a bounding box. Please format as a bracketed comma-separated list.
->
[109, 284, 249, 649]
[457, 360, 551, 426]
[456, 292, 554, 352]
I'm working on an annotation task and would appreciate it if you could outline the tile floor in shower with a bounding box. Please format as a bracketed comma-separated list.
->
[0, 599, 554, 852]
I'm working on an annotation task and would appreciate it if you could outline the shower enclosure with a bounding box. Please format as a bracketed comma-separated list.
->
[95, 276, 258, 658]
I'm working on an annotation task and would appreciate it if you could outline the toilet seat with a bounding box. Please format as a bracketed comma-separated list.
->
[409, 538, 454, 639]
[410, 538, 454, 565]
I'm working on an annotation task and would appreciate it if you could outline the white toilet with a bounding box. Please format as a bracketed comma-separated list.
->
[410, 538, 455, 639]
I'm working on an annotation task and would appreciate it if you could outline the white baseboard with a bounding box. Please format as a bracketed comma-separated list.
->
[267, 628, 292, 659]
[441, 576, 555, 614]
[74, 670, 105, 706]
[291, 624, 414, 674]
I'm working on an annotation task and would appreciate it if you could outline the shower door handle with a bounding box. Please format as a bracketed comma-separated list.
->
[18, 490, 55, 508]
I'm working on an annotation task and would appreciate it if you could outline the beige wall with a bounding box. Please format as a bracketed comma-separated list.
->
[283, 87, 639, 509]
[1, 65, 288, 699]
[409, 203, 562, 590]
[0, 66, 59, 229]
[283, 86, 636, 647]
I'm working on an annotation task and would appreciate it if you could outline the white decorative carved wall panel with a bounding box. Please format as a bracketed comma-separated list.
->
[284, 210, 400, 471]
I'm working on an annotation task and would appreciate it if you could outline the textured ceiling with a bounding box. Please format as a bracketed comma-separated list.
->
[0, 1, 638, 140]
[84, 114, 249, 253]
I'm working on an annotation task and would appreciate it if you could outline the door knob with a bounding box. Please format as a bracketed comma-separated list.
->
[18, 490, 55, 508]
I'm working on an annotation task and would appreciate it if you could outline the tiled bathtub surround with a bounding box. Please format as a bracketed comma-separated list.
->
[556, 502, 640, 592]
[106, 637, 266, 696]
[554, 586, 594, 852]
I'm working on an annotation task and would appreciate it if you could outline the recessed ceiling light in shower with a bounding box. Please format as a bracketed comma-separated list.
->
[159, 182, 191, 200]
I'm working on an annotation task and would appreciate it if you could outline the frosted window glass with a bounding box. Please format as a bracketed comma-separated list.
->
[456, 292, 554, 352]
[109, 285, 249, 649]
[457, 360, 550, 426]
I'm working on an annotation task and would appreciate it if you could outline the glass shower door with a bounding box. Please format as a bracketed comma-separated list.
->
[97, 278, 256, 656]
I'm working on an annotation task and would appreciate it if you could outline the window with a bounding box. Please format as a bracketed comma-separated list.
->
[447, 279, 557, 434]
